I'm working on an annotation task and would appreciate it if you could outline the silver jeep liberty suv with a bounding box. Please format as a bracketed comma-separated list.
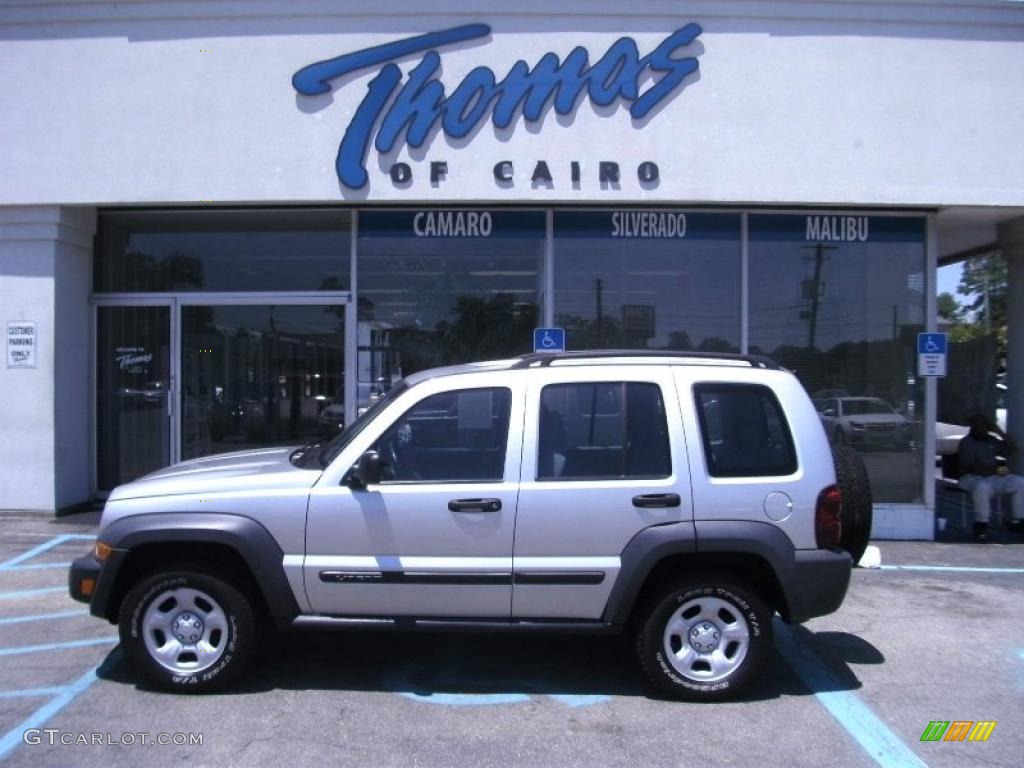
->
[72, 351, 867, 700]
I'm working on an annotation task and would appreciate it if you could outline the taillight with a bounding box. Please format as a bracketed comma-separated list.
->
[816, 485, 843, 548]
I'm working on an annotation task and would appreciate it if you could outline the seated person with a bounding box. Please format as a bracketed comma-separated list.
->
[957, 414, 1024, 541]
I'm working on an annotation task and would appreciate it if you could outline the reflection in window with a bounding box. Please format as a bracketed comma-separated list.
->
[538, 382, 671, 480]
[695, 384, 796, 478]
[180, 305, 344, 459]
[373, 388, 512, 482]
[748, 214, 926, 502]
[95, 210, 351, 293]
[357, 211, 544, 409]
[553, 212, 741, 352]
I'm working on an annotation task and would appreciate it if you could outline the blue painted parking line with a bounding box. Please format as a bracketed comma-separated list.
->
[0, 586, 66, 601]
[0, 650, 118, 761]
[0, 686, 70, 699]
[0, 636, 118, 657]
[0, 609, 88, 626]
[0, 534, 91, 571]
[774, 620, 927, 768]
[2, 562, 72, 571]
[880, 565, 1024, 574]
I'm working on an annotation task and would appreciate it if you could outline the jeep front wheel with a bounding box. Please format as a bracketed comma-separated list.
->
[119, 568, 256, 693]
[636, 578, 772, 701]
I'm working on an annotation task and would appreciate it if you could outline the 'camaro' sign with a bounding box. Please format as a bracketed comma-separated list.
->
[292, 24, 703, 188]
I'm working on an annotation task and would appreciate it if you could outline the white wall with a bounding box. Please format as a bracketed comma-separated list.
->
[0, 1, 1022, 207]
[0, 207, 95, 511]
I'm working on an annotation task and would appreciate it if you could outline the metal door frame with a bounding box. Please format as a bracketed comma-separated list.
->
[90, 292, 352, 497]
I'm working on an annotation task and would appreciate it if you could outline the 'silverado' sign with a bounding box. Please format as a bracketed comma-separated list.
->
[292, 24, 703, 188]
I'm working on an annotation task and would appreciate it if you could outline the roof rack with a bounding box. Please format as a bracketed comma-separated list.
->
[510, 350, 781, 370]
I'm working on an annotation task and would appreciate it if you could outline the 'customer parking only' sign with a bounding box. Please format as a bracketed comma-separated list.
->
[917, 333, 947, 377]
[6, 322, 37, 368]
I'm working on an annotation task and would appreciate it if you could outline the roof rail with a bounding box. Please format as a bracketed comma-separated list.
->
[510, 350, 781, 370]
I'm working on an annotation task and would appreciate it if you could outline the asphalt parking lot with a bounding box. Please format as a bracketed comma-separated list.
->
[1, 510, 1022, 768]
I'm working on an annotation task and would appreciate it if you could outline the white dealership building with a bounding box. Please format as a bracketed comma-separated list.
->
[1, 0, 1023, 539]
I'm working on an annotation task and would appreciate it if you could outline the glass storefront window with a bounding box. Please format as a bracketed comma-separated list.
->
[95, 210, 351, 293]
[553, 211, 741, 351]
[357, 209, 545, 407]
[96, 306, 172, 489]
[181, 304, 344, 459]
[748, 214, 927, 503]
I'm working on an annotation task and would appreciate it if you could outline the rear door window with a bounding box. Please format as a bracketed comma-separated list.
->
[695, 384, 797, 477]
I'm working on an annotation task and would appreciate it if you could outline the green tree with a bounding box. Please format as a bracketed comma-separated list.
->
[937, 291, 963, 324]
[957, 253, 1006, 334]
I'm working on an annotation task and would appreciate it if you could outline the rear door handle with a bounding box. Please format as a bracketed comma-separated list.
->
[448, 498, 502, 513]
[632, 493, 681, 509]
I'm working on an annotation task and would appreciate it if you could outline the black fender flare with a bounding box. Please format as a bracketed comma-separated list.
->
[601, 521, 697, 625]
[602, 520, 850, 625]
[91, 512, 300, 623]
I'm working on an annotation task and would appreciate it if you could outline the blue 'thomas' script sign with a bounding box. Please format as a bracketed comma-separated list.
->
[292, 24, 703, 188]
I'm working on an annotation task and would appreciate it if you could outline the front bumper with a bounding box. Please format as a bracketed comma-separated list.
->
[68, 549, 124, 620]
[68, 552, 101, 604]
[787, 548, 852, 623]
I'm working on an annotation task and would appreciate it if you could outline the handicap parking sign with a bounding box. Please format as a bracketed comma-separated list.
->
[533, 328, 566, 354]
[917, 333, 947, 377]
[917, 333, 947, 355]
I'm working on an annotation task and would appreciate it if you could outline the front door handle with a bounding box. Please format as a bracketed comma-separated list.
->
[448, 498, 502, 513]
[632, 493, 681, 509]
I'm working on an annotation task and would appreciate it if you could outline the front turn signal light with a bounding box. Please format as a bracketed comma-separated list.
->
[94, 541, 113, 561]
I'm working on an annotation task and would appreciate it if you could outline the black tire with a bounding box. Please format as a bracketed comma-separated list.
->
[832, 444, 873, 564]
[635, 576, 773, 701]
[119, 567, 256, 693]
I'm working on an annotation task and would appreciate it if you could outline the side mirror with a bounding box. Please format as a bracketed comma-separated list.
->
[347, 450, 382, 488]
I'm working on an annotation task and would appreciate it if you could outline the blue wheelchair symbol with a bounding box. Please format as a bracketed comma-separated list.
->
[533, 328, 565, 353]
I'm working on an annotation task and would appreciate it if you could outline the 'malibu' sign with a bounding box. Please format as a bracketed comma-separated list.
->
[292, 24, 703, 188]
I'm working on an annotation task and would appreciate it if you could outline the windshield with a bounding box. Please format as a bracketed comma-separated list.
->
[316, 381, 410, 468]
[842, 398, 894, 416]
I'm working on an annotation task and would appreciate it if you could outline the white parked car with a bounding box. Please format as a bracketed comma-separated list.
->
[815, 396, 910, 450]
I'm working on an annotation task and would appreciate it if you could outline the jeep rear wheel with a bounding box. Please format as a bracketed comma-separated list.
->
[635, 577, 772, 701]
[119, 568, 256, 693]
[832, 444, 873, 564]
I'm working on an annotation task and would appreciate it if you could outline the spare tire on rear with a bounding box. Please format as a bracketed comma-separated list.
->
[831, 444, 873, 564]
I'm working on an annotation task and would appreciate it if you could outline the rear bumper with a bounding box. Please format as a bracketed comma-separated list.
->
[787, 548, 852, 623]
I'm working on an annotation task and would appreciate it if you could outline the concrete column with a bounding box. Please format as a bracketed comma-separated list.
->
[0, 206, 96, 511]
[998, 217, 1024, 475]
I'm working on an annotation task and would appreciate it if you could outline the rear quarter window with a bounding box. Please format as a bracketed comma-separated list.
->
[694, 383, 797, 478]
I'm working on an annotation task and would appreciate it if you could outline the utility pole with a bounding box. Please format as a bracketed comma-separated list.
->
[800, 243, 837, 350]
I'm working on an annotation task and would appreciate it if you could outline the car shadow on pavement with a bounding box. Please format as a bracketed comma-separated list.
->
[95, 624, 884, 704]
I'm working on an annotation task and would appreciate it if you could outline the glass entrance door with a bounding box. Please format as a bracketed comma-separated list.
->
[96, 305, 172, 489]
[180, 304, 345, 460]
